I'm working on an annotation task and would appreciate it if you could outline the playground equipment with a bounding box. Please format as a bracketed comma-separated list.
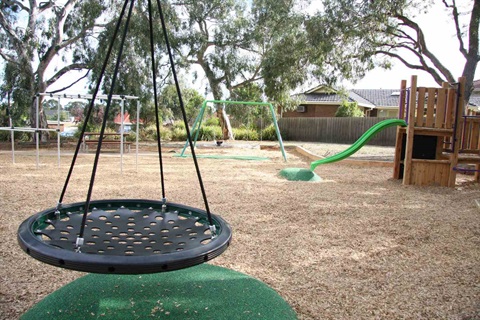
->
[179, 100, 288, 162]
[0, 93, 62, 168]
[18, 0, 231, 274]
[310, 119, 407, 171]
[393, 76, 480, 187]
[279, 118, 406, 181]
[0, 93, 140, 171]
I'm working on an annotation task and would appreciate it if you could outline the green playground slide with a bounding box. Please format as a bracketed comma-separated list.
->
[310, 118, 407, 171]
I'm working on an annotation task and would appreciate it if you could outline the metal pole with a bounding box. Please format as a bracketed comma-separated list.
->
[136, 100, 140, 171]
[57, 96, 61, 167]
[8, 92, 15, 164]
[120, 98, 124, 174]
[268, 103, 287, 162]
[35, 95, 40, 169]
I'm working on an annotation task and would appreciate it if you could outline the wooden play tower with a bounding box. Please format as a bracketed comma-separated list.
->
[393, 76, 480, 187]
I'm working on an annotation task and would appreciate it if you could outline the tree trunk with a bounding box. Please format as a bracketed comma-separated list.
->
[208, 79, 234, 140]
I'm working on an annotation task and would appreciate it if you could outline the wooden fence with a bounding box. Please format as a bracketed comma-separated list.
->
[278, 117, 398, 146]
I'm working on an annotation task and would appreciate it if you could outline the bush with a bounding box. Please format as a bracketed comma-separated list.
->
[233, 128, 259, 141]
[335, 101, 364, 117]
[261, 124, 278, 141]
[140, 124, 171, 141]
[204, 117, 220, 127]
[196, 125, 222, 141]
[0, 130, 29, 142]
[172, 121, 186, 130]
[171, 126, 187, 141]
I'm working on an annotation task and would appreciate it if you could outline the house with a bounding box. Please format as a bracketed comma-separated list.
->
[282, 85, 401, 118]
[468, 79, 480, 113]
[284, 81, 480, 118]
[114, 112, 144, 132]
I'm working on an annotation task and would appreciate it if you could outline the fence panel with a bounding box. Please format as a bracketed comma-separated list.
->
[278, 117, 398, 146]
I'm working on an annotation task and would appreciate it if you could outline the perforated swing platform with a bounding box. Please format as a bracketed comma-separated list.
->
[18, 200, 231, 274]
[17, 0, 231, 274]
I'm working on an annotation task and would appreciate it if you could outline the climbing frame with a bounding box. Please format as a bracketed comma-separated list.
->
[393, 76, 480, 187]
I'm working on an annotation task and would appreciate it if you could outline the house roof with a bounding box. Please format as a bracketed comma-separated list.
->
[301, 93, 353, 103]
[299, 85, 398, 109]
[469, 93, 480, 108]
[300, 82, 480, 109]
[351, 89, 400, 108]
[473, 79, 480, 91]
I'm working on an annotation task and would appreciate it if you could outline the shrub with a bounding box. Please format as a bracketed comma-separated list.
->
[197, 125, 223, 141]
[261, 124, 278, 141]
[335, 101, 364, 117]
[233, 128, 259, 141]
[172, 121, 186, 130]
[204, 117, 220, 127]
[171, 126, 187, 141]
[140, 124, 171, 141]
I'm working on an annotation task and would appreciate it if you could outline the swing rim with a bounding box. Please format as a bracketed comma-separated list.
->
[17, 199, 232, 274]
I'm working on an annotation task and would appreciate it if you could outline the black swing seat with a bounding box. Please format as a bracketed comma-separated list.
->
[18, 199, 231, 274]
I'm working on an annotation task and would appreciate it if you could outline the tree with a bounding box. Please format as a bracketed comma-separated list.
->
[309, 0, 479, 103]
[170, 0, 311, 139]
[335, 101, 364, 117]
[159, 83, 204, 124]
[64, 101, 88, 121]
[227, 82, 272, 128]
[0, 0, 110, 139]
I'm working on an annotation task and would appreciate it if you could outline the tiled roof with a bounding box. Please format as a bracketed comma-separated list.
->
[300, 84, 480, 109]
[469, 93, 480, 107]
[300, 88, 399, 108]
[351, 89, 400, 107]
[301, 93, 353, 103]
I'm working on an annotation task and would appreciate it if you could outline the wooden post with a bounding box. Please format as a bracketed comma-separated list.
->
[393, 80, 407, 179]
[448, 76, 466, 187]
[403, 76, 418, 185]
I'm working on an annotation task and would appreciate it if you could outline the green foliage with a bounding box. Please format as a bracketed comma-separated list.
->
[204, 117, 221, 127]
[233, 128, 259, 141]
[335, 101, 364, 117]
[138, 124, 171, 141]
[261, 124, 278, 141]
[171, 126, 187, 141]
[1, 0, 110, 128]
[192, 125, 223, 141]
[159, 84, 204, 124]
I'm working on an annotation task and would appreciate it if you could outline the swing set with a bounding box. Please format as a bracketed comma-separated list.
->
[178, 100, 288, 162]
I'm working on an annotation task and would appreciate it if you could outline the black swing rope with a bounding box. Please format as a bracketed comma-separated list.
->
[56, 0, 215, 250]
[153, 0, 215, 228]
[17, 0, 230, 274]
[55, 0, 130, 209]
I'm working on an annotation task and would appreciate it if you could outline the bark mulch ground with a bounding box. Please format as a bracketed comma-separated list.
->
[1, 143, 479, 319]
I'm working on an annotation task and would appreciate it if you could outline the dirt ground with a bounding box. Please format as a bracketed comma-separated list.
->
[1, 142, 479, 319]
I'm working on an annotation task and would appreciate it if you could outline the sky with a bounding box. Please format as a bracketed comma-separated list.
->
[341, 1, 478, 89]
[11, 0, 480, 96]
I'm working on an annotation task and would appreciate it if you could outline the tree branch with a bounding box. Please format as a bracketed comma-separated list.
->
[0, 48, 19, 64]
[45, 63, 90, 88]
[377, 50, 445, 85]
[394, 14, 455, 82]
[0, 9, 24, 51]
[442, 0, 468, 57]
[3, 0, 30, 12]
[38, 1, 56, 13]
[46, 69, 91, 94]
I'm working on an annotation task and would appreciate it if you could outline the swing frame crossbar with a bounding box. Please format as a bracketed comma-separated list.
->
[179, 100, 287, 162]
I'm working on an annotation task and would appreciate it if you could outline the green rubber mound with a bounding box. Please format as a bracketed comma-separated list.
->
[21, 264, 296, 320]
[279, 168, 322, 182]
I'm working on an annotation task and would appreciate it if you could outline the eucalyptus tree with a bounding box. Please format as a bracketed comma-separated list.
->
[170, 0, 311, 139]
[309, 0, 479, 103]
[0, 0, 111, 138]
